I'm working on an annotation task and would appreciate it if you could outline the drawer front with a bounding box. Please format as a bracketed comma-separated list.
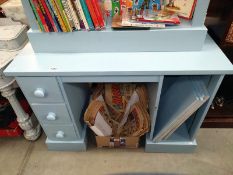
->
[16, 77, 64, 103]
[42, 124, 78, 141]
[31, 103, 72, 124]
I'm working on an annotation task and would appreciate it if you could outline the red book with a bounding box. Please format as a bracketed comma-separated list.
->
[91, 0, 105, 28]
[86, 0, 100, 30]
[39, 0, 58, 32]
[32, 0, 49, 32]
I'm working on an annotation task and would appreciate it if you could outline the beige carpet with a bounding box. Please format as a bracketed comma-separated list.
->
[0, 128, 233, 175]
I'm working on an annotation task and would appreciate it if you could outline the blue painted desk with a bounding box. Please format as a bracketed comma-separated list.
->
[4, 35, 233, 152]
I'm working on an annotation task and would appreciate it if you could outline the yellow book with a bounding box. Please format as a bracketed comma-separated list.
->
[50, 0, 67, 32]
[55, 0, 72, 32]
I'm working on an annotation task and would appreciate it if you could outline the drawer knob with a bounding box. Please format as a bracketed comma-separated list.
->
[46, 112, 56, 121]
[56, 131, 65, 139]
[34, 88, 45, 98]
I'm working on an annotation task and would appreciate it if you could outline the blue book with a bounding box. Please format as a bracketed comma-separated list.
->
[80, 0, 94, 30]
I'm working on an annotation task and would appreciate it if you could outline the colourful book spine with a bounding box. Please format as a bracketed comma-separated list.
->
[32, 0, 49, 32]
[62, 0, 76, 31]
[55, 0, 72, 31]
[80, 0, 94, 30]
[48, 0, 67, 32]
[45, 0, 62, 32]
[29, 0, 44, 31]
[112, 0, 120, 16]
[85, 0, 100, 29]
[40, 0, 58, 32]
[71, 0, 85, 29]
[91, 0, 105, 28]
[73, 0, 89, 30]
[67, 0, 81, 30]
[38, 0, 54, 31]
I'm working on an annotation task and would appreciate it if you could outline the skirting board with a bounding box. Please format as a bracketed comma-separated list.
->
[145, 137, 197, 153]
[46, 129, 87, 152]
[27, 26, 207, 53]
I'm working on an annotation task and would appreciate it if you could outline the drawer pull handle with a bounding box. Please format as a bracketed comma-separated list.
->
[56, 131, 65, 139]
[46, 112, 56, 121]
[34, 88, 45, 98]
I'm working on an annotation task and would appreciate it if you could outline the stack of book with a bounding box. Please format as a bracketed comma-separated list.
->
[112, 0, 197, 29]
[29, 0, 105, 32]
[153, 76, 210, 142]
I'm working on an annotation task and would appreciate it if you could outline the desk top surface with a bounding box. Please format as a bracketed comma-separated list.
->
[4, 35, 233, 77]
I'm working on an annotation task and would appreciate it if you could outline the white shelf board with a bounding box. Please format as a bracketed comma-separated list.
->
[4, 35, 233, 77]
[28, 27, 207, 53]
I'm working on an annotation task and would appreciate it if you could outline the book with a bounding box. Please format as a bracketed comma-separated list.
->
[153, 76, 210, 142]
[73, 0, 89, 30]
[112, 0, 121, 16]
[122, 20, 165, 28]
[163, 0, 197, 20]
[132, 0, 161, 11]
[40, 0, 58, 32]
[45, 0, 62, 32]
[120, 1, 180, 28]
[67, 0, 81, 30]
[121, 8, 179, 28]
[80, 0, 94, 30]
[61, 0, 76, 31]
[91, 0, 105, 28]
[55, 0, 72, 31]
[37, 0, 54, 32]
[149, 0, 161, 11]
[86, 0, 100, 29]
[29, 0, 45, 31]
[48, 0, 67, 32]
[32, 0, 49, 32]
[136, 11, 180, 25]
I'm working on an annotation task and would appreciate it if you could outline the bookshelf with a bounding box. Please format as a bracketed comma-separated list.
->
[4, 35, 233, 152]
[21, 0, 210, 53]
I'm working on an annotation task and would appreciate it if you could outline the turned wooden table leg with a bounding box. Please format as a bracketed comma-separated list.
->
[0, 82, 41, 141]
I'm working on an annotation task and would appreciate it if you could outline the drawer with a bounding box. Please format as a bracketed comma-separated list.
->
[16, 77, 64, 103]
[31, 103, 72, 124]
[42, 124, 78, 141]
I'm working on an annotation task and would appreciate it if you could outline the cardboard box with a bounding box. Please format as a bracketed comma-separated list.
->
[95, 136, 139, 148]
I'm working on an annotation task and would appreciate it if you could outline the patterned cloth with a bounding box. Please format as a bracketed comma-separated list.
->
[0, 18, 28, 51]
[0, 0, 28, 25]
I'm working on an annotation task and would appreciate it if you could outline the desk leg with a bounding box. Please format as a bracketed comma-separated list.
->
[1, 84, 41, 141]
